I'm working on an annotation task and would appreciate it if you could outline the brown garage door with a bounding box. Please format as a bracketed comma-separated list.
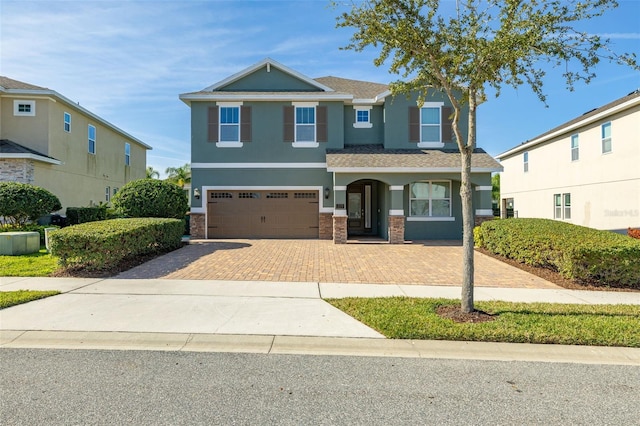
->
[207, 190, 319, 238]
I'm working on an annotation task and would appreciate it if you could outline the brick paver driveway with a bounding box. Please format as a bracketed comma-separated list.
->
[117, 240, 559, 289]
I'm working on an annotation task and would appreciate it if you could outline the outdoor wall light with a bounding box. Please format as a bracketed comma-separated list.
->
[324, 187, 330, 199]
[194, 188, 201, 199]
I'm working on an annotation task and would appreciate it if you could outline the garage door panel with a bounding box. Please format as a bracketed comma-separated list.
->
[207, 190, 319, 238]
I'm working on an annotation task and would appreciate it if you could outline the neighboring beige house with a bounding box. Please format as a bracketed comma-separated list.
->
[497, 89, 640, 233]
[0, 76, 151, 213]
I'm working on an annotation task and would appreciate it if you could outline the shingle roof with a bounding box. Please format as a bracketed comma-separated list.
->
[314, 76, 388, 99]
[0, 139, 60, 163]
[326, 144, 502, 171]
[0, 76, 48, 90]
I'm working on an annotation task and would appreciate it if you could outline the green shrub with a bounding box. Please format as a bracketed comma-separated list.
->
[473, 225, 483, 247]
[0, 224, 58, 245]
[49, 218, 183, 271]
[66, 206, 108, 225]
[0, 182, 62, 226]
[476, 218, 640, 288]
[112, 179, 188, 219]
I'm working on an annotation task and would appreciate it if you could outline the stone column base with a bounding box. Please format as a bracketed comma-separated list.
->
[319, 213, 333, 240]
[474, 215, 494, 227]
[189, 213, 205, 239]
[388, 215, 405, 244]
[333, 215, 347, 244]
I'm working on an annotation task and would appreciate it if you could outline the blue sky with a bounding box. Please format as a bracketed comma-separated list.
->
[2, 0, 639, 177]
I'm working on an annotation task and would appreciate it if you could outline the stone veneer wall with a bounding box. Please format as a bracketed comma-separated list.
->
[190, 213, 206, 239]
[319, 213, 333, 240]
[388, 216, 405, 244]
[474, 215, 494, 227]
[0, 159, 34, 183]
[333, 215, 347, 244]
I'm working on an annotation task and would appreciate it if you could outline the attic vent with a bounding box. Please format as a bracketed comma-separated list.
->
[581, 108, 596, 116]
[267, 63, 270, 73]
[628, 89, 640, 96]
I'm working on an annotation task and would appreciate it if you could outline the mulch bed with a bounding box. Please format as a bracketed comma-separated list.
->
[436, 305, 496, 323]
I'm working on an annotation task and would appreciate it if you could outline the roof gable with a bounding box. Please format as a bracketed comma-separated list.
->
[205, 58, 333, 93]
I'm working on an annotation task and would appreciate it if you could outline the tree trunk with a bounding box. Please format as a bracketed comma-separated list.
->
[460, 91, 477, 313]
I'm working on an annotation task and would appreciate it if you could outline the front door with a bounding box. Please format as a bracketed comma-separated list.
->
[347, 184, 365, 234]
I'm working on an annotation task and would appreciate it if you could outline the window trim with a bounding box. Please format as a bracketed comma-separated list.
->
[570, 134, 579, 161]
[418, 102, 445, 148]
[14, 100, 35, 116]
[409, 180, 453, 218]
[125, 142, 131, 166]
[88, 124, 96, 154]
[292, 102, 319, 148]
[64, 112, 71, 132]
[353, 106, 373, 128]
[601, 122, 612, 154]
[217, 102, 243, 147]
[523, 151, 529, 172]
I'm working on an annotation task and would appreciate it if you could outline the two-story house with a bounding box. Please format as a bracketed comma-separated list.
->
[0, 76, 151, 212]
[497, 90, 640, 233]
[180, 59, 500, 243]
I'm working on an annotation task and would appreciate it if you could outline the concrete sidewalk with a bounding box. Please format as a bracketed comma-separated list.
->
[1, 277, 639, 365]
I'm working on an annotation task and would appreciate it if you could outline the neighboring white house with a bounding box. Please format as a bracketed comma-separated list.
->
[497, 89, 640, 233]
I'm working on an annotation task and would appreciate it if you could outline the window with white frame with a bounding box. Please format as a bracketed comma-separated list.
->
[554, 193, 571, 219]
[601, 122, 612, 153]
[105, 186, 111, 202]
[113, 187, 118, 196]
[125, 143, 131, 166]
[410, 181, 452, 217]
[88, 125, 96, 154]
[420, 106, 441, 143]
[296, 106, 315, 142]
[353, 106, 372, 128]
[523, 151, 529, 172]
[64, 112, 71, 132]
[219, 106, 240, 142]
[14, 100, 35, 116]
[571, 134, 579, 161]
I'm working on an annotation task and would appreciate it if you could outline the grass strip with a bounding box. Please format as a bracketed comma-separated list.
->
[0, 249, 59, 277]
[0, 290, 60, 309]
[327, 297, 640, 347]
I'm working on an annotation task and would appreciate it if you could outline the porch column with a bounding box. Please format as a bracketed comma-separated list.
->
[333, 186, 348, 244]
[389, 185, 405, 244]
[474, 185, 495, 226]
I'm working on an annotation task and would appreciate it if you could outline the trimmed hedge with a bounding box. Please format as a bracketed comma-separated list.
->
[0, 182, 61, 226]
[112, 179, 188, 219]
[475, 218, 640, 288]
[66, 206, 108, 225]
[49, 218, 183, 271]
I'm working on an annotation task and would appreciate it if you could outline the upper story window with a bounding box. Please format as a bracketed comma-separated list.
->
[523, 151, 529, 172]
[353, 106, 372, 128]
[88, 125, 96, 154]
[283, 103, 327, 147]
[571, 134, 579, 161]
[601, 122, 612, 154]
[14, 100, 35, 116]
[207, 103, 251, 148]
[220, 106, 240, 142]
[409, 181, 452, 218]
[296, 107, 315, 142]
[409, 102, 451, 148]
[64, 112, 71, 132]
[125, 143, 131, 166]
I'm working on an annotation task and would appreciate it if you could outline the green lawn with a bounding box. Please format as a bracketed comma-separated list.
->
[328, 297, 640, 347]
[0, 249, 59, 277]
[0, 290, 60, 309]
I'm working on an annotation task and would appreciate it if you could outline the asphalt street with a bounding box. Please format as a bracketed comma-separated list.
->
[2, 348, 639, 425]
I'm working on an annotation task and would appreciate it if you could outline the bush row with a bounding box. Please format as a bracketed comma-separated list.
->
[49, 218, 184, 271]
[475, 218, 640, 288]
[66, 206, 108, 225]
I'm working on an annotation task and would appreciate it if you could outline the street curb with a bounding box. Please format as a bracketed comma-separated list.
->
[2, 330, 639, 366]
